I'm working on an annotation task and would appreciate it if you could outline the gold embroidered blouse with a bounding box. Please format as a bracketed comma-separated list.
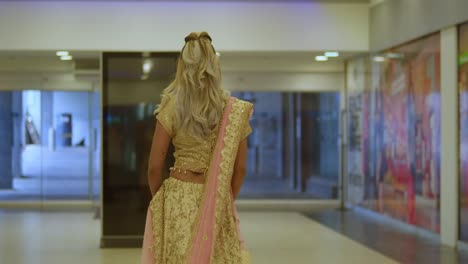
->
[156, 97, 252, 173]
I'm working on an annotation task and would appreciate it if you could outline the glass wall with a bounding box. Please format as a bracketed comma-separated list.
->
[459, 21, 468, 242]
[346, 33, 441, 233]
[233, 92, 341, 198]
[0, 90, 97, 202]
[42, 91, 92, 200]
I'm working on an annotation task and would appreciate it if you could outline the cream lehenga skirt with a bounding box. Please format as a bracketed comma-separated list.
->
[146, 177, 251, 264]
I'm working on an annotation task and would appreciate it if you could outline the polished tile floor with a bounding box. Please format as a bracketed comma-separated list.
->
[0, 210, 396, 264]
[307, 209, 468, 264]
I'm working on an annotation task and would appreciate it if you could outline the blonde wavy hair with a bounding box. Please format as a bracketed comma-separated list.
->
[155, 32, 229, 138]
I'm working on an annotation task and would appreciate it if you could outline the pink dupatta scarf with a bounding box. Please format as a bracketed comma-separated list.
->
[187, 97, 234, 262]
[142, 97, 251, 264]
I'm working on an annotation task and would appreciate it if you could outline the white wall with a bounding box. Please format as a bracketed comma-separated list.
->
[224, 72, 344, 92]
[221, 56, 345, 73]
[0, 72, 95, 91]
[0, 64, 345, 94]
[0, 1, 369, 52]
[221, 56, 345, 92]
[370, 0, 468, 51]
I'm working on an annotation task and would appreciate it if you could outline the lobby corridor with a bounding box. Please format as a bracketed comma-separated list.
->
[0, 210, 396, 264]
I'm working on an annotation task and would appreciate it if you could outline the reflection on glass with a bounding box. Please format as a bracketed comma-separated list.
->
[0, 91, 33, 200]
[92, 91, 101, 203]
[347, 33, 441, 233]
[0, 90, 94, 201]
[459, 22, 468, 242]
[102, 53, 178, 239]
[233, 91, 340, 199]
[42, 91, 91, 200]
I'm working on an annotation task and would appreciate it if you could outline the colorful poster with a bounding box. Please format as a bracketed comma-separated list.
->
[347, 33, 441, 233]
[459, 22, 468, 242]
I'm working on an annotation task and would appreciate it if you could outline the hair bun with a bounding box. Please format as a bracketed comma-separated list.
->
[199, 32, 212, 42]
[184, 32, 199, 43]
[184, 32, 212, 43]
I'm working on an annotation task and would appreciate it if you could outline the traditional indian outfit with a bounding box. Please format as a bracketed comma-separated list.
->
[141, 97, 253, 264]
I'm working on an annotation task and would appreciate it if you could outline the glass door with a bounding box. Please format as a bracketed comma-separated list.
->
[231, 91, 341, 199]
[40, 91, 92, 201]
[299, 92, 341, 198]
[0, 90, 97, 205]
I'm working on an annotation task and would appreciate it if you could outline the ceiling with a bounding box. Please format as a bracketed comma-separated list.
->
[219, 51, 358, 72]
[0, 0, 370, 2]
[0, 50, 360, 76]
[0, 51, 100, 59]
[0, 50, 359, 59]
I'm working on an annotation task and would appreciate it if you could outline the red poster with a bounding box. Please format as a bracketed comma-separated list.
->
[348, 33, 441, 233]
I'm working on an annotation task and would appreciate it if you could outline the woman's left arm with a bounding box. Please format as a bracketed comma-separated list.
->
[148, 121, 171, 196]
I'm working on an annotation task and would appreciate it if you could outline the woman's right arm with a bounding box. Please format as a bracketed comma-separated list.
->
[231, 139, 248, 200]
[148, 121, 171, 196]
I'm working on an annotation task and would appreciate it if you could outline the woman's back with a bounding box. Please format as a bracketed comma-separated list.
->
[156, 96, 252, 174]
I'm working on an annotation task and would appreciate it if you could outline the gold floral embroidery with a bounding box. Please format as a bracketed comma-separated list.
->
[212, 99, 253, 264]
[150, 178, 204, 264]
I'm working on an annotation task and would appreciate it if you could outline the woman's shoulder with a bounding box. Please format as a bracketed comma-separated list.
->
[231, 97, 254, 110]
[231, 96, 253, 107]
[154, 95, 176, 116]
[162, 94, 176, 106]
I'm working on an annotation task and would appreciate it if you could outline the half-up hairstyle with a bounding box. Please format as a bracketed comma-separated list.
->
[155, 31, 229, 138]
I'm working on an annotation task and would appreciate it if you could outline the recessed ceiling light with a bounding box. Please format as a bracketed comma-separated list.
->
[315, 55, 328, 62]
[325, 51, 339, 57]
[373, 56, 386, 62]
[56, 51, 69, 57]
[142, 59, 153, 74]
[60, 55, 73, 61]
[386, 53, 403, 59]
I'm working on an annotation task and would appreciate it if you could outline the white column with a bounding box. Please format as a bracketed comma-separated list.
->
[440, 26, 459, 247]
[341, 63, 349, 209]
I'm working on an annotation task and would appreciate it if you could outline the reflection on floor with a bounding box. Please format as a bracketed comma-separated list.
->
[307, 208, 468, 264]
[358, 196, 440, 233]
[240, 179, 318, 199]
[241, 178, 291, 193]
[0, 145, 99, 200]
[240, 177, 337, 199]
[0, 211, 396, 264]
[459, 207, 468, 242]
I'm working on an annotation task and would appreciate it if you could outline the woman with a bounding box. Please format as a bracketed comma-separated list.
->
[141, 32, 253, 264]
